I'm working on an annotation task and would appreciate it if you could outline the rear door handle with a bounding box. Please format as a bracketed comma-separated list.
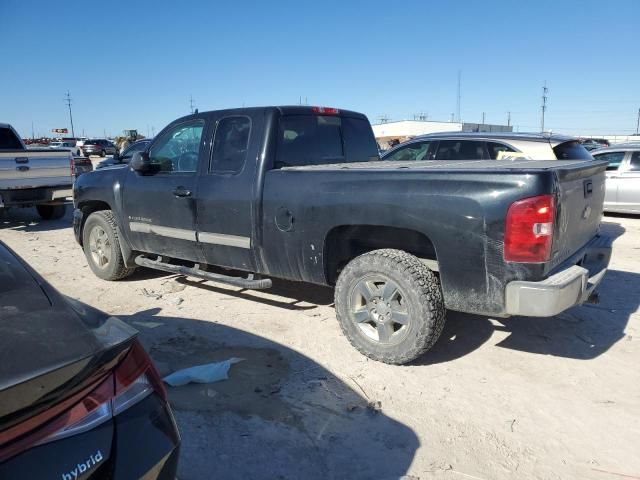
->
[172, 187, 192, 198]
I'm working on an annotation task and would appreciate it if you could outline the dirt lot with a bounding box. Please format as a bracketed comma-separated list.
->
[1, 205, 638, 480]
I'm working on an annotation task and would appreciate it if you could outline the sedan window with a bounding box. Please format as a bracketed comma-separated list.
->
[384, 141, 434, 161]
[435, 140, 486, 160]
[593, 151, 626, 171]
[629, 151, 640, 171]
[487, 142, 517, 159]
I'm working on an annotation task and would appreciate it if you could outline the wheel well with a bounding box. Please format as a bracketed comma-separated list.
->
[324, 225, 438, 285]
[78, 201, 112, 245]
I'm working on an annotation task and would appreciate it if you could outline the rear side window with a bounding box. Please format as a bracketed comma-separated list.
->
[274, 115, 377, 168]
[385, 141, 434, 161]
[210, 116, 251, 174]
[630, 151, 640, 171]
[592, 151, 625, 171]
[487, 142, 517, 159]
[435, 140, 487, 160]
[553, 141, 593, 160]
[0, 127, 23, 149]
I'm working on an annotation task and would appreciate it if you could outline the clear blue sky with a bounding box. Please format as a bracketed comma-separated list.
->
[1, 0, 639, 138]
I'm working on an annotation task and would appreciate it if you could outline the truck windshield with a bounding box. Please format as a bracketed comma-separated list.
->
[275, 115, 378, 168]
[0, 127, 23, 150]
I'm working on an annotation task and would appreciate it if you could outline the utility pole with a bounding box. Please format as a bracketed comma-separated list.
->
[65, 91, 75, 138]
[482, 112, 486, 125]
[507, 111, 511, 127]
[456, 70, 461, 122]
[31, 121, 35, 141]
[450, 113, 455, 122]
[636, 108, 640, 135]
[189, 95, 195, 114]
[540, 82, 548, 133]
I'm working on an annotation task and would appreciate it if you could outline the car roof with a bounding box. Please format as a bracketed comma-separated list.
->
[411, 131, 577, 144]
[172, 105, 368, 124]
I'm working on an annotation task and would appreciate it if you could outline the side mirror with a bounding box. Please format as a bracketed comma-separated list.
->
[130, 151, 150, 173]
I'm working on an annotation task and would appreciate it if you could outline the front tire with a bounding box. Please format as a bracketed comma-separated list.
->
[36, 204, 67, 220]
[100, 149, 106, 157]
[82, 210, 136, 280]
[335, 249, 445, 365]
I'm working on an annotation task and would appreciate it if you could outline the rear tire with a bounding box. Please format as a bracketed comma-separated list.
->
[36, 204, 67, 220]
[82, 210, 136, 280]
[100, 149, 106, 157]
[334, 249, 446, 365]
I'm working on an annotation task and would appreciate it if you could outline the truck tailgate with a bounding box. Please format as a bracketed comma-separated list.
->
[0, 150, 72, 190]
[550, 161, 607, 269]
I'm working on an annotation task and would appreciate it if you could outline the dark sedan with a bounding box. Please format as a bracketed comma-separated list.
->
[96, 139, 152, 169]
[0, 241, 180, 479]
[82, 139, 118, 157]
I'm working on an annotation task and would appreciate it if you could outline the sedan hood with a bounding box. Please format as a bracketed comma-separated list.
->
[0, 243, 137, 432]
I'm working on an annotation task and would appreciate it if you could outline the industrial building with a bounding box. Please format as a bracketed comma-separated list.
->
[372, 119, 512, 147]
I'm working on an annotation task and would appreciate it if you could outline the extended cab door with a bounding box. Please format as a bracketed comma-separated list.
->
[195, 111, 263, 271]
[121, 118, 206, 262]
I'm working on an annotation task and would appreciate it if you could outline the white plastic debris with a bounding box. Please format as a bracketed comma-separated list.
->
[162, 358, 244, 387]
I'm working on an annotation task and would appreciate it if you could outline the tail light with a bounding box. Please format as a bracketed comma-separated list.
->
[0, 341, 165, 462]
[312, 106, 340, 115]
[504, 194, 556, 263]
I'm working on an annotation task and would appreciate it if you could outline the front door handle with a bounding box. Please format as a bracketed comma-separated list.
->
[172, 187, 192, 198]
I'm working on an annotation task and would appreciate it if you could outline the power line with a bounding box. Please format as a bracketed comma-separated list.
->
[65, 91, 75, 138]
[540, 82, 548, 133]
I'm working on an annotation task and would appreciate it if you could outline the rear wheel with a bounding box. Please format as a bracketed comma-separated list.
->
[335, 249, 445, 365]
[36, 204, 67, 220]
[82, 210, 136, 280]
[100, 149, 106, 157]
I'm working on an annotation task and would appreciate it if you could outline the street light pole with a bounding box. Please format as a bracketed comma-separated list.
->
[65, 91, 75, 138]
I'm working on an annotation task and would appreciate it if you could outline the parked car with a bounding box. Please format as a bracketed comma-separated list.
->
[73, 106, 611, 365]
[0, 241, 180, 478]
[50, 141, 82, 157]
[580, 138, 610, 151]
[82, 139, 118, 157]
[96, 139, 152, 169]
[0, 123, 72, 219]
[592, 144, 640, 213]
[381, 132, 593, 162]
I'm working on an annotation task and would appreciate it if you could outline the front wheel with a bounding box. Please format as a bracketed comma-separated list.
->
[36, 204, 67, 220]
[335, 249, 445, 365]
[82, 210, 136, 280]
[100, 149, 106, 157]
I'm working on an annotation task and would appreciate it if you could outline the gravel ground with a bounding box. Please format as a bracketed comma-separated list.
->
[1, 205, 638, 480]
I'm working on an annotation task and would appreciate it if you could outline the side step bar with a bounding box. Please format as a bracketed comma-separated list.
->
[134, 255, 272, 290]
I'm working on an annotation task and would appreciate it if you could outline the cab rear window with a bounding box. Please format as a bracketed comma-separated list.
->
[553, 141, 593, 160]
[274, 115, 378, 168]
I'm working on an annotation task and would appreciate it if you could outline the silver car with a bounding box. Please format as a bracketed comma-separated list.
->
[592, 145, 640, 214]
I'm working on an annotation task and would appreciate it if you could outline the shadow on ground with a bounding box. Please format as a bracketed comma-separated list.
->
[119, 308, 418, 480]
[0, 206, 73, 232]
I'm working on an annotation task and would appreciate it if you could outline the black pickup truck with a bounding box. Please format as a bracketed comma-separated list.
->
[73, 106, 611, 364]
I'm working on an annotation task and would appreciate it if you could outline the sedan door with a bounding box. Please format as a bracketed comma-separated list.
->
[592, 151, 627, 210]
[121, 119, 206, 262]
[616, 151, 640, 212]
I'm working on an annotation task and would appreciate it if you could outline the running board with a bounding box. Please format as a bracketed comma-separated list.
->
[134, 255, 272, 290]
